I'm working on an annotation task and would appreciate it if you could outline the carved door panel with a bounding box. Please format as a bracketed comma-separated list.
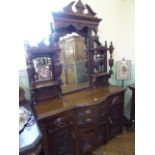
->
[47, 122, 76, 155]
[79, 130, 96, 155]
[108, 94, 124, 139]
[95, 124, 107, 146]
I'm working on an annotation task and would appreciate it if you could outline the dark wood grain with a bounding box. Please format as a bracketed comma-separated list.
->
[34, 86, 125, 155]
[35, 86, 125, 119]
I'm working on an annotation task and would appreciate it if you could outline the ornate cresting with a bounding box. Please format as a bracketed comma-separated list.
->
[52, 0, 102, 32]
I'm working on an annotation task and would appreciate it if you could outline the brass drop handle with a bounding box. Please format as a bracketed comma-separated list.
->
[85, 118, 92, 123]
[85, 109, 92, 114]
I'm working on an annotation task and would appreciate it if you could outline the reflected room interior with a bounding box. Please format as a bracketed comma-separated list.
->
[59, 33, 89, 93]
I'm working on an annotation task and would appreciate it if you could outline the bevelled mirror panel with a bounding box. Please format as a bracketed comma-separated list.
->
[59, 33, 89, 93]
[33, 57, 52, 82]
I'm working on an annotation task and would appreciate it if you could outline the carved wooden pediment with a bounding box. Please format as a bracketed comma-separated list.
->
[63, 0, 96, 17]
[52, 0, 102, 31]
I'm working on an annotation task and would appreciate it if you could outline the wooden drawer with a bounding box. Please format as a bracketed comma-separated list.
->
[77, 106, 99, 117]
[77, 106, 100, 126]
[46, 111, 73, 130]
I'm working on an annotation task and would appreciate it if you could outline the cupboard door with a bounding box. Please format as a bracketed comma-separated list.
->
[95, 123, 107, 146]
[47, 122, 76, 155]
[108, 93, 124, 139]
[79, 130, 96, 155]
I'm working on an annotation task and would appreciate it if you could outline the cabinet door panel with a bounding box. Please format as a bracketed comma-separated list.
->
[79, 130, 96, 154]
[95, 124, 107, 146]
[47, 122, 76, 155]
[108, 93, 124, 139]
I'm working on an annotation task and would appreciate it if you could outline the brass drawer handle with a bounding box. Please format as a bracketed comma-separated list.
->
[85, 118, 92, 123]
[85, 109, 92, 114]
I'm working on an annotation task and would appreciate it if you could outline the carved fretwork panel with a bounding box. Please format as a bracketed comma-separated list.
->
[47, 124, 75, 155]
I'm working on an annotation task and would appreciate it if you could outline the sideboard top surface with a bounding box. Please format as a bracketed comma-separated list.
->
[34, 86, 125, 120]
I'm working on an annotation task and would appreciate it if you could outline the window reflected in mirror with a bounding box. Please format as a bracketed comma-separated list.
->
[59, 33, 89, 93]
[33, 57, 52, 82]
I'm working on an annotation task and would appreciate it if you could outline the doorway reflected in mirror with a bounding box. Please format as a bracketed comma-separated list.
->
[59, 33, 89, 93]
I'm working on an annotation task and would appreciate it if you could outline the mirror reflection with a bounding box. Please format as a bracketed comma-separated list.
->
[59, 33, 89, 93]
[33, 57, 52, 82]
[93, 53, 105, 73]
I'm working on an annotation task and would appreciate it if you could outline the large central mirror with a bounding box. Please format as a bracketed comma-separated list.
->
[59, 33, 89, 93]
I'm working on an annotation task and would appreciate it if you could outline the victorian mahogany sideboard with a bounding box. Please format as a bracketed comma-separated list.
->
[34, 86, 125, 155]
[25, 1, 126, 155]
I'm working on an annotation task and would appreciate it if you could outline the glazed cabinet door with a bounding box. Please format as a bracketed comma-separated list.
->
[108, 92, 124, 139]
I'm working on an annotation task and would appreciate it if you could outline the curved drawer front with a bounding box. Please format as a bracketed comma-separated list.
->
[46, 111, 73, 130]
[77, 105, 100, 126]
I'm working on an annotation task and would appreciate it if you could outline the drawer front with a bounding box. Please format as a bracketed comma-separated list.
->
[46, 111, 73, 130]
[77, 106, 100, 126]
[77, 106, 99, 117]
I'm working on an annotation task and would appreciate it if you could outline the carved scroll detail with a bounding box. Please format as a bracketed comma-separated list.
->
[62, 0, 97, 17]
[63, 1, 75, 14]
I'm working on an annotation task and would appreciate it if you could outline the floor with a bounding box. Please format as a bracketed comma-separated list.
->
[93, 129, 135, 155]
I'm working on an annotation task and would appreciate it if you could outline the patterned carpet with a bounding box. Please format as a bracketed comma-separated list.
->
[93, 129, 135, 155]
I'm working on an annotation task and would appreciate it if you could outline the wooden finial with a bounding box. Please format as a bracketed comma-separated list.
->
[75, 0, 85, 14]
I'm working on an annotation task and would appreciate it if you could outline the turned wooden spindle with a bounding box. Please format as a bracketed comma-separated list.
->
[109, 41, 114, 75]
